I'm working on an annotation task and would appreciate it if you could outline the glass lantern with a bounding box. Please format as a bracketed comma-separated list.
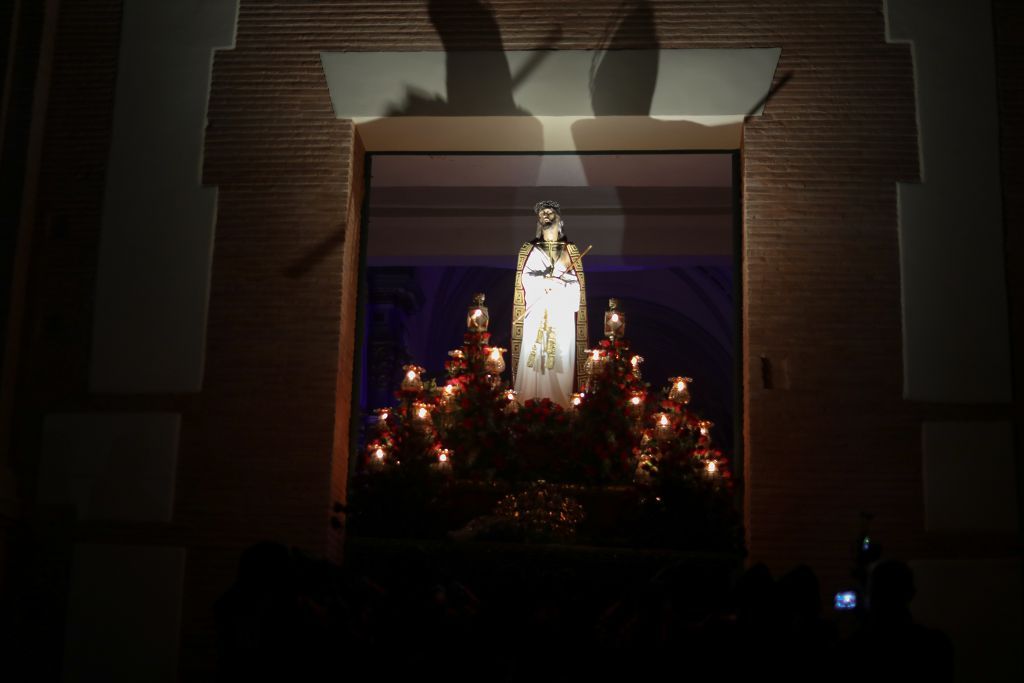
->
[604, 298, 626, 340]
[570, 392, 584, 411]
[584, 348, 605, 389]
[698, 419, 714, 444]
[412, 401, 433, 431]
[367, 441, 388, 469]
[630, 354, 644, 379]
[484, 346, 506, 375]
[467, 293, 489, 332]
[401, 364, 425, 392]
[653, 411, 673, 440]
[667, 376, 692, 404]
[627, 390, 646, 418]
[445, 349, 467, 374]
[432, 447, 453, 473]
[441, 383, 460, 410]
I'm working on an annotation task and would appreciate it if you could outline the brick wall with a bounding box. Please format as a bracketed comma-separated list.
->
[199, 0, 922, 588]
[14, 0, 1021, 676]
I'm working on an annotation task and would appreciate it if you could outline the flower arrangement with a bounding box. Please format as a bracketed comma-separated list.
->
[348, 297, 741, 551]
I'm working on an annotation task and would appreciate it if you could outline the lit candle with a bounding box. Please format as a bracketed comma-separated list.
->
[653, 412, 673, 439]
[484, 346, 506, 375]
[603, 298, 626, 339]
[667, 376, 692, 404]
[432, 447, 453, 473]
[698, 419, 714, 444]
[705, 459, 718, 477]
[627, 391, 645, 417]
[401, 364, 425, 392]
[367, 442, 388, 469]
[442, 384, 458, 407]
[504, 390, 520, 414]
[412, 401, 433, 431]
[630, 354, 644, 379]
[445, 348, 466, 374]
[570, 392, 584, 410]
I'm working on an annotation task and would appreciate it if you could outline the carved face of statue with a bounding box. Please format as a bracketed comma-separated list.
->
[537, 207, 560, 232]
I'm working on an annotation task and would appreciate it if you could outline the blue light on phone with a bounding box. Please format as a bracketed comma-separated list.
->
[834, 591, 857, 610]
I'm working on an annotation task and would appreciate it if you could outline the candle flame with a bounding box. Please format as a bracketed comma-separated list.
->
[630, 396, 641, 405]
[472, 309, 482, 318]
[611, 313, 619, 323]
[417, 407, 428, 419]
[706, 461, 717, 474]
[659, 415, 669, 426]
[676, 381, 685, 391]
[438, 452, 448, 463]
[407, 370, 417, 380]
[374, 448, 385, 460]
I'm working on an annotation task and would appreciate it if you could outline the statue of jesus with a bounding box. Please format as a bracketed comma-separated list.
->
[511, 201, 588, 407]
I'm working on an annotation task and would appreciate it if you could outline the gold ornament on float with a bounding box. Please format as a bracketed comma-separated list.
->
[494, 481, 585, 541]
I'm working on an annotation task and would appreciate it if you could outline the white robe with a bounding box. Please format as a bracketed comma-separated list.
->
[514, 244, 581, 407]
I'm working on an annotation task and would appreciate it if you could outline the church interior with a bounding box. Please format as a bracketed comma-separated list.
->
[0, 0, 1021, 680]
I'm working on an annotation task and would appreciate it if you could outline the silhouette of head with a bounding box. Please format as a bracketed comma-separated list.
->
[867, 559, 915, 613]
[778, 564, 821, 621]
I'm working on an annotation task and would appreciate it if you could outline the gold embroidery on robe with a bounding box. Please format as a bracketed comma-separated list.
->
[511, 241, 588, 389]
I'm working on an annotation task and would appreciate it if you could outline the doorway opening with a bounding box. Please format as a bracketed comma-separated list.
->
[352, 150, 742, 478]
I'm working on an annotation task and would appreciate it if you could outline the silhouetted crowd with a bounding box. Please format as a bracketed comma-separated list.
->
[216, 542, 952, 682]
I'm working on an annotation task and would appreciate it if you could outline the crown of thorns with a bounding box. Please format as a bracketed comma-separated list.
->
[533, 200, 561, 215]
